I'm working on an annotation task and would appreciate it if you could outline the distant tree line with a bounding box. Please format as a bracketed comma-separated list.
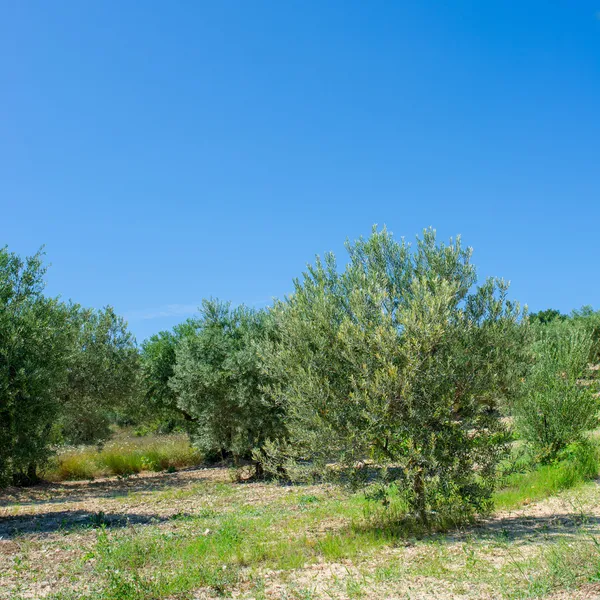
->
[2, 229, 599, 526]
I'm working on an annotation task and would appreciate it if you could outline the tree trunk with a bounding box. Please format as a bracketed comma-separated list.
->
[27, 462, 38, 484]
[254, 460, 265, 480]
[13, 462, 39, 486]
[413, 470, 428, 526]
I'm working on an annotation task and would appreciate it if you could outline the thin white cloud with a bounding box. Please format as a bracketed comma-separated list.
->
[125, 303, 200, 321]
[248, 296, 277, 308]
[125, 297, 277, 322]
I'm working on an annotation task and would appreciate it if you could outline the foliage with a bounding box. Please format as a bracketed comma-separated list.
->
[57, 306, 141, 445]
[0, 247, 75, 485]
[171, 299, 283, 466]
[0, 246, 141, 486]
[261, 227, 528, 524]
[530, 306, 600, 362]
[512, 320, 600, 461]
[529, 308, 566, 325]
[139, 319, 199, 432]
[571, 305, 600, 363]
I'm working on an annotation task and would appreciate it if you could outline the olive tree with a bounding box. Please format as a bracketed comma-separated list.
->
[513, 320, 600, 461]
[261, 227, 527, 523]
[170, 299, 283, 468]
[0, 247, 143, 485]
[571, 306, 600, 363]
[57, 306, 141, 445]
[140, 318, 199, 431]
[529, 309, 566, 325]
[0, 248, 73, 485]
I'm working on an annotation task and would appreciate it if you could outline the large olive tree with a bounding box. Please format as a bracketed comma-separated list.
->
[0, 248, 73, 485]
[0, 247, 142, 485]
[262, 227, 528, 523]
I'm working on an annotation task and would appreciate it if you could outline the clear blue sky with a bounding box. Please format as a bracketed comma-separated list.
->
[2, 1, 599, 341]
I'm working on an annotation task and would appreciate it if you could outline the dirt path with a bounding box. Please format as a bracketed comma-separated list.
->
[0, 467, 232, 539]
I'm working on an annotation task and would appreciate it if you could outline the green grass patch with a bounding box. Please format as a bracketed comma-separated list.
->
[54, 483, 600, 600]
[59, 492, 391, 599]
[494, 442, 600, 510]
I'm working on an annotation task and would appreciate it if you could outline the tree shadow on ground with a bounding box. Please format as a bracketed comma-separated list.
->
[350, 512, 600, 546]
[0, 467, 223, 508]
[473, 512, 600, 542]
[0, 509, 196, 539]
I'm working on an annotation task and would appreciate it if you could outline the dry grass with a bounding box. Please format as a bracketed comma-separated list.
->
[42, 433, 202, 481]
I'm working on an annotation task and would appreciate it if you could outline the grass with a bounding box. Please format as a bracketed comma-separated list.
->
[4, 465, 600, 599]
[34, 483, 600, 600]
[44, 433, 202, 481]
[54, 495, 416, 598]
[494, 441, 600, 510]
[4, 436, 600, 599]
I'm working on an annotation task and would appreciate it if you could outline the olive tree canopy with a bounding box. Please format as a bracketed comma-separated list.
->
[261, 227, 528, 523]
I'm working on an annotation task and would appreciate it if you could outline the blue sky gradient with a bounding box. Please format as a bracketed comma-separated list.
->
[2, 1, 599, 340]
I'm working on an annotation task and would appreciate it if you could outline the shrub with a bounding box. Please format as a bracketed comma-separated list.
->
[50, 450, 99, 481]
[513, 320, 600, 461]
[101, 449, 144, 477]
[99, 435, 202, 476]
[571, 305, 600, 363]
